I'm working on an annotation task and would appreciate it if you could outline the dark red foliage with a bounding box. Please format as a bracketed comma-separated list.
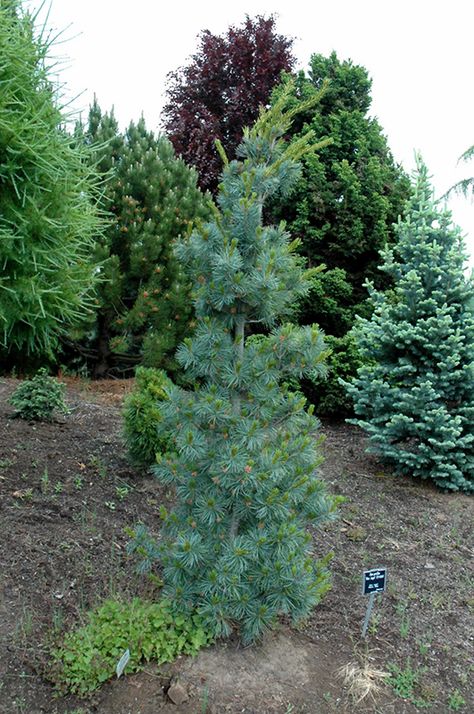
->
[162, 15, 295, 193]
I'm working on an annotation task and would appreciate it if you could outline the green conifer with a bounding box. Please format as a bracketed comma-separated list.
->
[75, 102, 210, 376]
[0, 1, 102, 364]
[346, 160, 474, 493]
[131, 87, 338, 643]
[269, 54, 410, 417]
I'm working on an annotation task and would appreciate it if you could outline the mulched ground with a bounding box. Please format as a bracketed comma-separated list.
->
[0, 376, 472, 714]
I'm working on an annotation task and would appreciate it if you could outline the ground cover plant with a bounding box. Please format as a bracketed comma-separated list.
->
[347, 160, 474, 492]
[50, 597, 212, 696]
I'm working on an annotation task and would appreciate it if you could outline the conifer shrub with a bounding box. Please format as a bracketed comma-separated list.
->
[0, 2, 102, 363]
[266, 55, 410, 419]
[305, 334, 365, 418]
[129, 86, 338, 643]
[49, 598, 212, 696]
[346, 160, 474, 492]
[9, 369, 69, 422]
[73, 104, 210, 377]
[269, 55, 410, 337]
[123, 367, 173, 467]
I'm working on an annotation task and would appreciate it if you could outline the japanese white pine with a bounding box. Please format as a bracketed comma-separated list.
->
[131, 86, 338, 642]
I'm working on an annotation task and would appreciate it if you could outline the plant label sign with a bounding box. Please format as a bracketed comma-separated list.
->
[361, 567, 388, 638]
[116, 648, 130, 678]
[362, 567, 387, 596]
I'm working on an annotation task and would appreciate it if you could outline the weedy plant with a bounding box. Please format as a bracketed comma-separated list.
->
[387, 659, 429, 708]
[9, 369, 69, 421]
[40, 468, 50, 494]
[49, 597, 212, 696]
[448, 689, 466, 711]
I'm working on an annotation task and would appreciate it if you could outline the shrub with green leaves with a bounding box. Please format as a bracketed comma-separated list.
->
[305, 334, 365, 418]
[269, 54, 410, 337]
[9, 368, 69, 421]
[123, 367, 173, 466]
[49, 597, 212, 696]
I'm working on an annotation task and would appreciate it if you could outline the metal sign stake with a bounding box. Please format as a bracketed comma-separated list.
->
[361, 566, 387, 638]
[362, 592, 376, 638]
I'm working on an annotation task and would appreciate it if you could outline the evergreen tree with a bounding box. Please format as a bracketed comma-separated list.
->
[444, 143, 474, 199]
[271, 53, 410, 332]
[131, 87, 338, 643]
[0, 1, 102, 365]
[346, 160, 474, 493]
[163, 15, 294, 194]
[269, 53, 411, 416]
[75, 102, 211, 376]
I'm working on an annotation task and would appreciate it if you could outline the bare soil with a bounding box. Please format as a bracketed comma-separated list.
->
[0, 377, 472, 714]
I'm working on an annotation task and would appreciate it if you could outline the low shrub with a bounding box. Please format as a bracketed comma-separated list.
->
[9, 368, 69, 421]
[49, 597, 213, 696]
[123, 367, 173, 466]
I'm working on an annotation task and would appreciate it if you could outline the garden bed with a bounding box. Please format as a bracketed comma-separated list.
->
[0, 377, 472, 713]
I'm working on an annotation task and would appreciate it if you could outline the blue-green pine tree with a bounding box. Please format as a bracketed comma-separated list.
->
[346, 159, 474, 493]
[131, 87, 338, 643]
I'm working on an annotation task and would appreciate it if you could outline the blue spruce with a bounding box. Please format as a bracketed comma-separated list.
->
[346, 159, 474, 493]
[131, 86, 338, 642]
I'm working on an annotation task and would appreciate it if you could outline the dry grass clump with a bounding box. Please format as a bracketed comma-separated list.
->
[338, 658, 390, 704]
